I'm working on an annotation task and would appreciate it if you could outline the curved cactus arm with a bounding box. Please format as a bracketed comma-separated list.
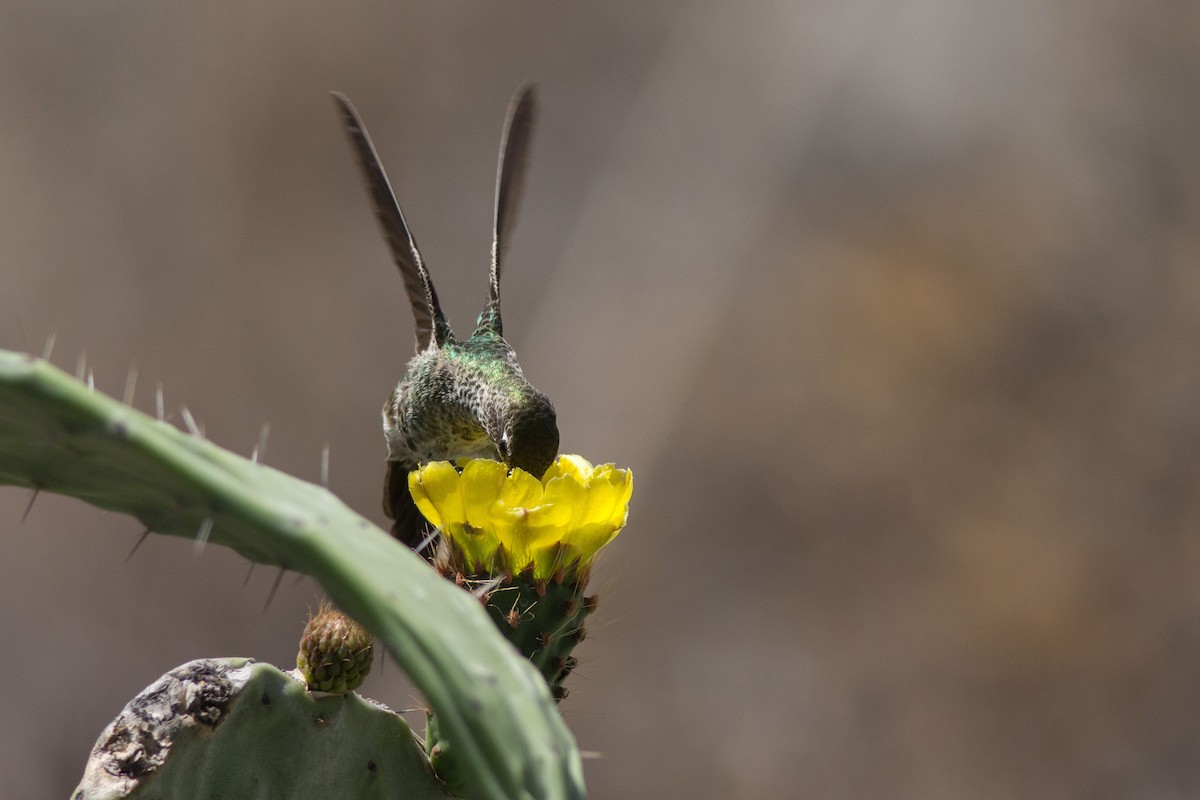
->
[75, 658, 453, 800]
[0, 350, 584, 800]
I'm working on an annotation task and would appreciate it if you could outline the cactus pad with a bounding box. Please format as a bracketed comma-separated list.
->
[72, 658, 450, 800]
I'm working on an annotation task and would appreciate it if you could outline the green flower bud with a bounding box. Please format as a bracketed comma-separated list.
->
[296, 602, 374, 694]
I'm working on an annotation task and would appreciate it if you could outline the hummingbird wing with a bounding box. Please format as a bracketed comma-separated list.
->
[332, 92, 451, 351]
[478, 83, 537, 337]
[382, 459, 430, 550]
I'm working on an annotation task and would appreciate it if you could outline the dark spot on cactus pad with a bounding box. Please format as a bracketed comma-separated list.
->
[261, 691, 271, 706]
[89, 660, 237, 780]
[367, 759, 378, 775]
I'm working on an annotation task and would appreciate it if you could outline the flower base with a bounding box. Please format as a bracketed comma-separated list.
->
[443, 569, 597, 701]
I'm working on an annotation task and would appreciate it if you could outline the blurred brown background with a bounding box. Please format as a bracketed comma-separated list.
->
[2, 2, 1199, 798]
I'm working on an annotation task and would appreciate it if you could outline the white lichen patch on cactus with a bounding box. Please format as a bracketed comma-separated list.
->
[408, 455, 633, 580]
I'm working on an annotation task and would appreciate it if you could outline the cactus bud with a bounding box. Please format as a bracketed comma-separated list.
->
[295, 602, 374, 694]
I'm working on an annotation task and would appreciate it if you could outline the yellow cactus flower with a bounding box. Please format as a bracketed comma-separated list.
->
[408, 455, 633, 580]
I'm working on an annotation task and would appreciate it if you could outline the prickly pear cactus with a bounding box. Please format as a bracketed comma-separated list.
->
[0, 350, 584, 800]
[405, 457, 633, 786]
[408, 457, 630, 697]
[73, 658, 451, 800]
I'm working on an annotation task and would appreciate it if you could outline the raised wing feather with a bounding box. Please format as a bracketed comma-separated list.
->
[479, 83, 537, 336]
[332, 92, 450, 350]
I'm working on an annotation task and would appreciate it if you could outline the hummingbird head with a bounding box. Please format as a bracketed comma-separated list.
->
[499, 392, 559, 479]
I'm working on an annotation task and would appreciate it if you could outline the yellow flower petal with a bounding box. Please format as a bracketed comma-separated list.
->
[498, 468, 545, 511]
[529, 474, 584, 530]
[602, 468, 634, 528]
[449, 521, 500, 573]
[461, 459, 508, 529]
[544, 454, 593, 483]
[409, 455, 632, 579]
[409, 461, 464, 530]
[505, 510, 539, 570]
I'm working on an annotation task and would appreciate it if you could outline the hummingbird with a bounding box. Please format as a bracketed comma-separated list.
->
[332, 85, 559, 550]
